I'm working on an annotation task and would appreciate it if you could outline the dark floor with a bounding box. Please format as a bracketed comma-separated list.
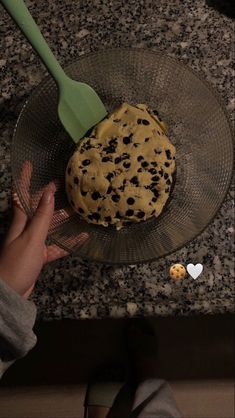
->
[1, 314, 234, 387]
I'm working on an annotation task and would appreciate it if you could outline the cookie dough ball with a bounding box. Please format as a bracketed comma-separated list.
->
[66, 103, 176, 229]
[169, 264, 186, 280]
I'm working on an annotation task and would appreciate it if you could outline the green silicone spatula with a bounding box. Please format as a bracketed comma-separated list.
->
[1, 0, 107, 144]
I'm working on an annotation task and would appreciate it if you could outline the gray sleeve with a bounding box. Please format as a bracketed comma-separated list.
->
[0, 279, 37, 379]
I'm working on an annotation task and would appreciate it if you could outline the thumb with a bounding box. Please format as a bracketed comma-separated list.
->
[26, 184, 55, 243]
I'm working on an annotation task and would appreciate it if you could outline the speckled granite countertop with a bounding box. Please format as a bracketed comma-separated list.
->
[0, 0, 234, 320]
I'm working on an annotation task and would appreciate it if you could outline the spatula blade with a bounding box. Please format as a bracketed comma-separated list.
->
[58, 80, 107, 144]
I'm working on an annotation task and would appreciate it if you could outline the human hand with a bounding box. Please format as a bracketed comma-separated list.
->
[0, 162, 87, 299]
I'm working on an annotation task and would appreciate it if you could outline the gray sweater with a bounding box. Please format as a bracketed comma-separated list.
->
[0, 279, 37, 379]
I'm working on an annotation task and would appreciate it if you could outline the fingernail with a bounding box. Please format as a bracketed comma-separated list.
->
[42, 189, 53, 204]
[48, 182, 57, 193]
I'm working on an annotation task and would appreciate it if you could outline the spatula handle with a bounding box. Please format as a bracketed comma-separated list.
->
[1, 0, 67, 86]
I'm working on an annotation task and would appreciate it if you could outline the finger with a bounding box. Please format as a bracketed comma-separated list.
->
[45, 244, 69, 263]
[6, 161, 33, 244]
[25, 183, 56, 243]
[54, 206, 74, 218]
[5, 190, 28, 246]
[52, 206, 74, 223]
[45, 232, 88, 263]
[30, 179, 59, 211]
[17, 160, 33, 208]
[70, 232, 89, 251]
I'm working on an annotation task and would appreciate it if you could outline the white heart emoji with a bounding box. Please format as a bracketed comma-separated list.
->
[186, 263, 203, 280]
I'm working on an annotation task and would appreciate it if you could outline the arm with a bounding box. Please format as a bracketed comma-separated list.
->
[0, 162, 87, 379]
[0, 175, 66, 379]
[0, 279, 37, 378]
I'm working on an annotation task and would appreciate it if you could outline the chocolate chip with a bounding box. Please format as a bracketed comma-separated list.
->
[78, 207, 84, 214]
[126, 209, 134, 216]
[73, 176, 79, 185]
[149, 183, 158, 190]
[106, 172, 114, 182]
[152, 109, 160, 117]
[92, 213, 100, 221]
[123, 161, 131, 169]
[109, 138, 118, 146]
[121, 153, 130, 160]
[152, 175, 160, 182]
[85, 145, 92, 150]
[112, 194, 120, 202]
[130, 176, 139, 185]
[127, 197, 135, 205]
[137, 211, 145, 218]
[105, 216, 112, 222]
[91, 191, 101, 200]
[102, 156, 110, 162]
[141, 161, 149, 168]
[142, 119, 150, 125]
[123, 136, 131, 145]
[166, 149, 171, 160]
[82, 159, 91, 166]
[104, 146, 115, 154]
[118, 185, 125, 192]
[67, 167, 71, 175]
[137, 155, 144, 162]
[115, 157, 121, 164]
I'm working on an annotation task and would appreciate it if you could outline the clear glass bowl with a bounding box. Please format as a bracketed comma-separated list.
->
[12, 48, 233, 264]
